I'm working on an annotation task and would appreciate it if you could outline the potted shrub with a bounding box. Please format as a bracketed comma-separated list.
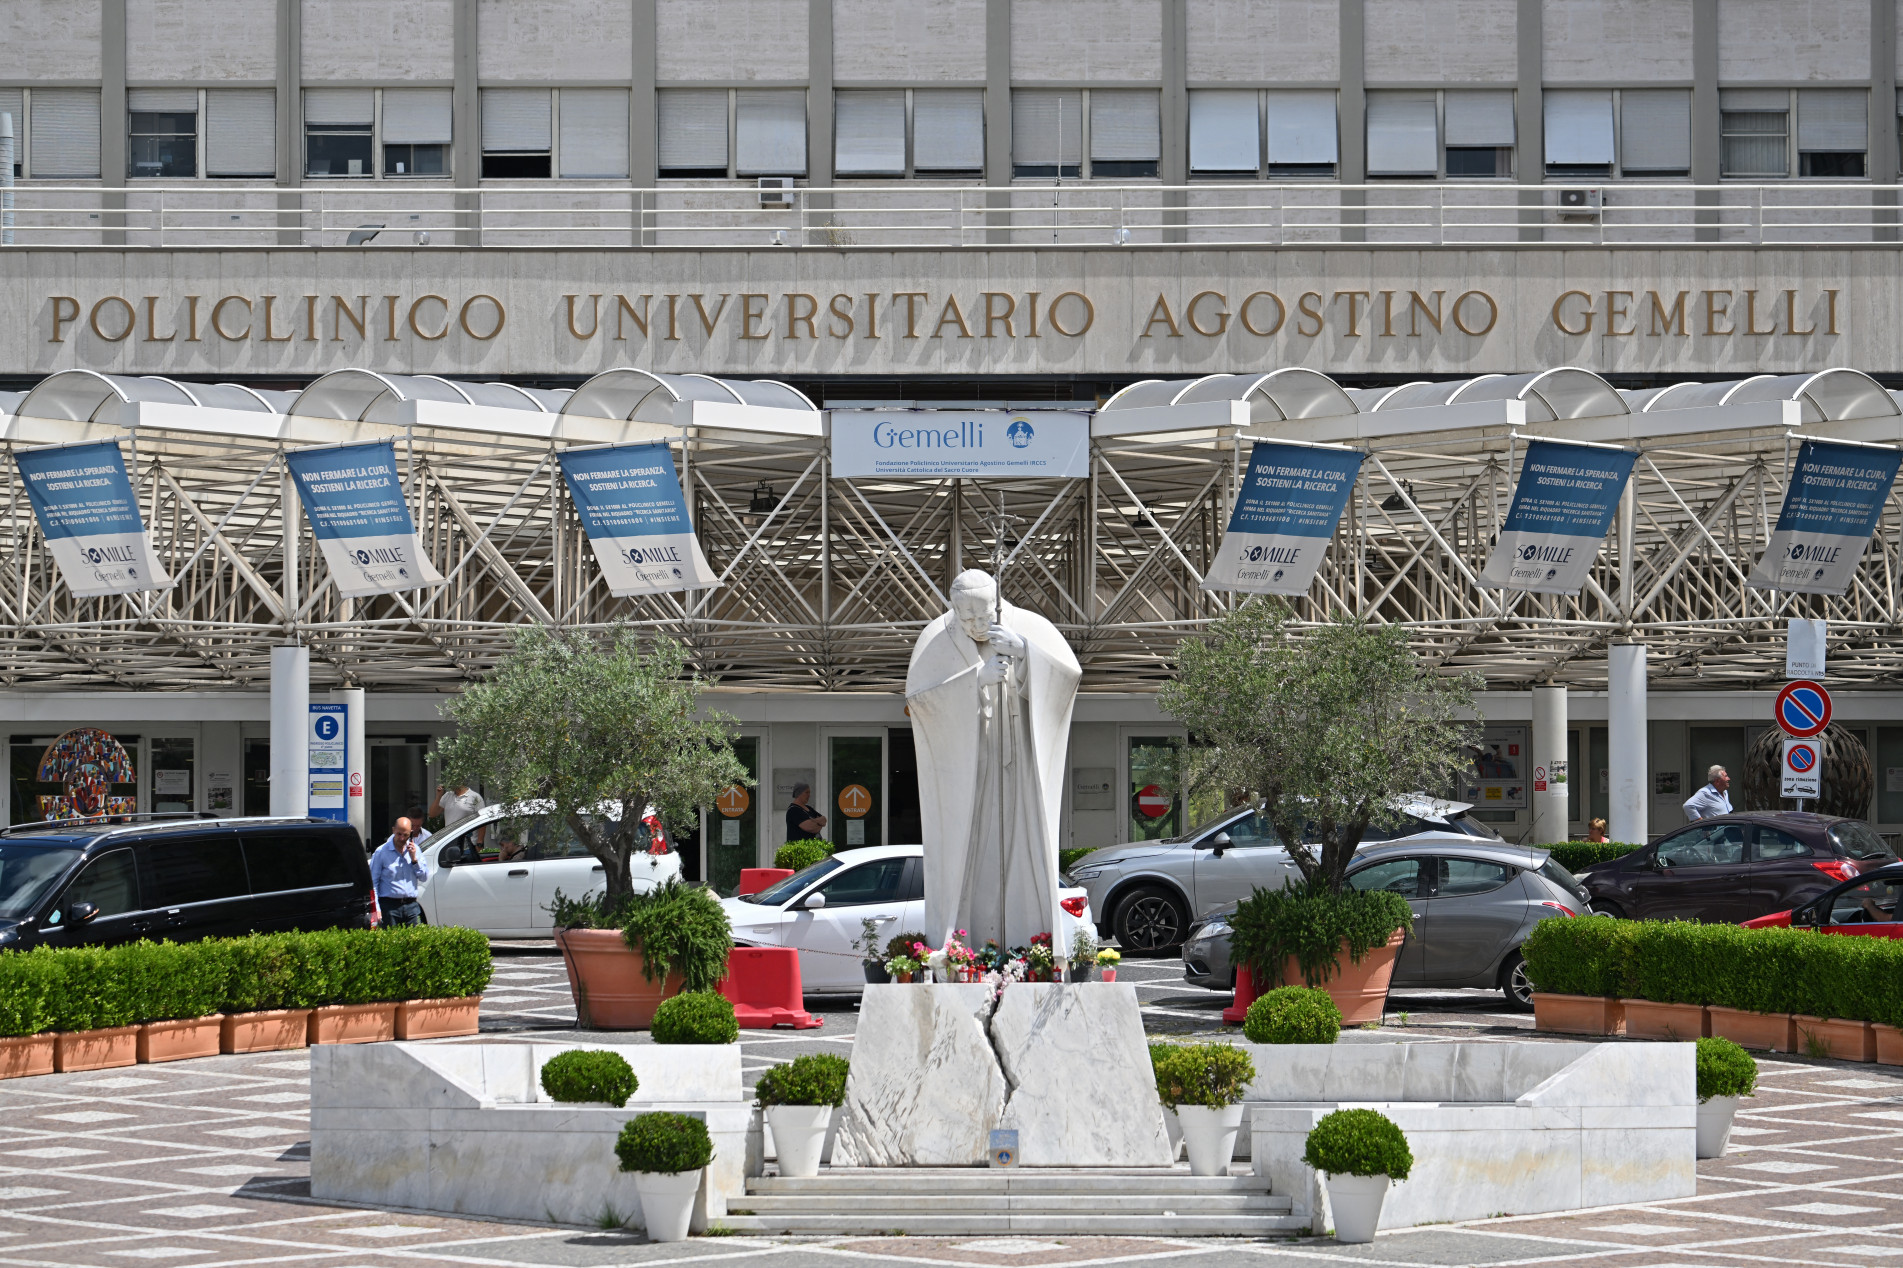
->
[755, 1053, 850, 1179]
[1097, 948, 1121, 982]
[650, 991, 739, 1044]
[391, 926, 493, 1039]
[1160, 605, 1473, 1024]
[1243, 985, 1342, 1045]
[1695, 1036, 1757, 1159]
[1149, 1042, 1186, 1159]
[615, 1112, 713, 1242]
[1154, 1042, 1257, 1177]
[881, 931, 929, 983]
[49, 945, 141, 1072]
[0, 949, 59, 1079]
[1523, 914, 1631, 1036]
[541, 1049, 639, 1106]
[1303, 1108, 1413, 1243]
[122, 939, 227, 1063]
[854, 918, 890, 985]
[1069, 929, 1099, 983]
[436, 626, 750, 1030]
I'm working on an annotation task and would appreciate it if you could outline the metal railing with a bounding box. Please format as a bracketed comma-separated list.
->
[1, 183, 1899, 248]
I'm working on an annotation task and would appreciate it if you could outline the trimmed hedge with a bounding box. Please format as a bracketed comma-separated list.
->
[755, 1053, 851, 1106]
[1522, 915, 1903, 1026]
[1303, 1108, 1413, 1181]
[1541, 842, 1643, 874]
[541, 1049, 638, 1106]
[775, 839, 833, 871]
[0, 927, 493, 1037]
[1243, 985, 1342, 1045]
[616, 1111, 714, 1174]
[650, 990, 739, 1044]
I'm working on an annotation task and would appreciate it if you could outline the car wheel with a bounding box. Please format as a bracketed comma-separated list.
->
[1588, 900, 1626, 918]
[1499, 951, 1533, 1011]
[1113, 886, 1189, 955]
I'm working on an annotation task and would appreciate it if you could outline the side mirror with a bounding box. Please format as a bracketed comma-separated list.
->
[68, 901, 99, 926]
[438, 844, 462, 866]
[799, 891, 827, 911]
[1207, 831, 1232, 857]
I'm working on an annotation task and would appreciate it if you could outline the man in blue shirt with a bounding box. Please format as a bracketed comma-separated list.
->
[370, 817, 431, 927]
[1682, 765, 1733, 821]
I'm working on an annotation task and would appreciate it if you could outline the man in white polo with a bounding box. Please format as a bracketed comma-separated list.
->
[1683, 765, 1733, 820]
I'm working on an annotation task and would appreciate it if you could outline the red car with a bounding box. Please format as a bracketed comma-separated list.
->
[1743, 862, 1903, 938]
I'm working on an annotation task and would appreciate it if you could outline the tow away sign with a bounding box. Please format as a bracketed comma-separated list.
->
[1782, 738, 1822, 800]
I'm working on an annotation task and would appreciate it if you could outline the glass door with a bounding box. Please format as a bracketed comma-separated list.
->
[827, 734, 884, 849]
[708, 736, 760, 895]
[149, 737, 195, 813]
[369, 737, 430, 841]
[1127, 734, 1184, 842]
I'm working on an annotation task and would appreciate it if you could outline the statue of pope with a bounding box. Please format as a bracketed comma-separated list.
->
[905, 569, 1082, 953]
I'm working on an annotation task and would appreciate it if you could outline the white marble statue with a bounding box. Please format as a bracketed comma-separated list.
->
[905, 569, 1082, 953]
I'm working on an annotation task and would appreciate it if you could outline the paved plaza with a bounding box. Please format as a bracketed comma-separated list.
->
[3, 951, 1899, 1267]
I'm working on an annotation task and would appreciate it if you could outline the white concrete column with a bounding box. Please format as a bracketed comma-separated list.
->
[270, 644, 310, 817]
[334, 686, 366, 843]
[1607, 644, 1648, 845]
[1531, 684, 1568, 844]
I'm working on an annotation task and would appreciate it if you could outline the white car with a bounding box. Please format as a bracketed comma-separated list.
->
[720, 843, 1097, 994]
[413, 804, 682, 938]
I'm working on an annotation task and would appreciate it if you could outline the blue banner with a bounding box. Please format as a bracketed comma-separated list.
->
[284, 441, 443, 597]
[559, 443, 717, 596]
[15, 441, 170, 596]
[1480, 439, 1636, 593]
[1750, 439, 1902, 595]
[1202, 442, 1363, 595]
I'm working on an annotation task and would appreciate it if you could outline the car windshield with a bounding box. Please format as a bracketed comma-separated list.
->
[1164, 806, 1255, 845]
[0, 844, 81, 919]
[743, 857, 843, 905]
[1826, 873, 1903, 924]
[1829, 822, 1898, 863]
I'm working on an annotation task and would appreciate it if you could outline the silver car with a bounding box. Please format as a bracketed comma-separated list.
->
[1063, 797, 1502, 954]
[1179, 838, 1592, 1009]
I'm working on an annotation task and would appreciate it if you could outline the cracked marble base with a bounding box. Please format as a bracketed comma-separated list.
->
[834, 983, 1169, 1167]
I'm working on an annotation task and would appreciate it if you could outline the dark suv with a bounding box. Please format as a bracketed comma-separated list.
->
[0, 815, 374, 951]
[1578, 811, 1896, 924]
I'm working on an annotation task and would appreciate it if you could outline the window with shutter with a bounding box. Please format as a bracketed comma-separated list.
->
[1443, 90, 1512, 177]
[0, 90, 22, 178]
[304, 87, 373, 178]
[1090, 90, 1159, 178]
[1543, 90, 1613, 177]
[1365, 91, 1436, 177]
[483, 88, 553, 178]
[1797, 88, 1866, 178]
[1189, 90, 1258, 175]
[1013, 89, 1081, 178]
[1721, 89, 1788, 178]
[912, 89, 982, 174]
[30, 88, 101, 179]
[383, 87, 451, 177]
[1265, 91, 1337, 175]
[835, 90, 905, 177]
[206, 89, 274, 178]
[1619, 89, 1690, 175]
[559, 89, 630, 178]
[658, 90, 729, 176]
[735, 90, 806, 176]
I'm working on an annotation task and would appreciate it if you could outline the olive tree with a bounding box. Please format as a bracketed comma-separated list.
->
[1158, 602, 1481, 893]
[434, 625, 750, 909]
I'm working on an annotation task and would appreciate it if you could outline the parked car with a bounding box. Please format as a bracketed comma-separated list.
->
[1064, 797, 1503, 954]
[1576, 811, 1895, 924]
[1178, 837, 1589, 1009]
[1742, 861, 1903, 938]
[414, 803, 682, 938]
[0, 813, 373, 951]
[719, 844, 1096, 994]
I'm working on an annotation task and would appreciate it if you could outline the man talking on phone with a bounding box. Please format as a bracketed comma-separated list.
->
[371, 817, 432, 927]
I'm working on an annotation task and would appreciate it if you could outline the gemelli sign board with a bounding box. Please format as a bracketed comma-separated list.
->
[829, 411, 1091, 479]
[1749, 440, 1903, 596]
[284, 441, 445, 597]
[1479, 440, 1637, 594]
[1203, 442, 1364, 596]
[14, 440, 171, 596]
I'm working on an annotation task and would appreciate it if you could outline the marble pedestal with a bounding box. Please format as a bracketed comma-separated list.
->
[833, 983, 1171, 1167]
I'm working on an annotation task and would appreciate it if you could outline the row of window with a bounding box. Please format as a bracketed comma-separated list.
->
[0, 84, 1886, 182]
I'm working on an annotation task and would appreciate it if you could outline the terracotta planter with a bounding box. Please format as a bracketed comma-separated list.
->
[554, 928, 684, 1029]
[1621, 999, 1710, 1041]
[308, 1003, 397, 1045]
[0, 1034, 55, 1080]
[138, 1016, 223, 1064]
[1532, 992, 1625, 1036]
[1876, 1023, 1903, 1066]
[1248, 932, 1405, 1026]
[395, 996, 482, 1040]
[1794, 1015, 1877, 1062]
[1708, 1006, 1795, 1052]
[54, 1025, 139, 1072]
[221, 1009, 312, 1054]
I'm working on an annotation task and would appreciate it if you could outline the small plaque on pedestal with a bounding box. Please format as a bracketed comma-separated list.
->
[989, 1129, 1018, 1167]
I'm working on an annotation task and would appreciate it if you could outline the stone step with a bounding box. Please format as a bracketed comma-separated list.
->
[750, 1168, 1266, 1195]
[719, 1211, 1313, 1236]
[738, 1192, 1293, 1215]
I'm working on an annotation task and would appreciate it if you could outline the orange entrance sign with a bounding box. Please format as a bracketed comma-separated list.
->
[716, 785, 750, 818]
[838, 784, 872, 818]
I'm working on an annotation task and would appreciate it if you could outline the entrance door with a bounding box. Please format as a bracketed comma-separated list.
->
[827, 734, 883, 850]
[709, 737, 760, 895]
[150, 737, 195, 814]
[370, 738, 430, 841]
[886, 730, 922, 845]
[1127, 735, 1184, 842]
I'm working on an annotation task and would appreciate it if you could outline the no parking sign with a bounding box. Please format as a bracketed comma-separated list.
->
[1781, 738, 1821, 800]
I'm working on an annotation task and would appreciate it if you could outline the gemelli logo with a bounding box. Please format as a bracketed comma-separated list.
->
[1007, 419, 1035, 448]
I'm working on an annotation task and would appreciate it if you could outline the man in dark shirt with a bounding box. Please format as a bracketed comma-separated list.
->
[785, 781, 827, 842]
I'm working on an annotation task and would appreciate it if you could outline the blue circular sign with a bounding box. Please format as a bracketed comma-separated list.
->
[314, 716, 339, 741]
[1787, 745, 1817, 773]
[1776, 680, 1832, 738]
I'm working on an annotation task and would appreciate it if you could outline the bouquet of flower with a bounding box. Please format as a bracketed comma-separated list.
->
[883, 949, 927, 981]
[939, 930, 980, 982]
[1026, 932, 1057, 980]
[1096, 946, 1121, 981]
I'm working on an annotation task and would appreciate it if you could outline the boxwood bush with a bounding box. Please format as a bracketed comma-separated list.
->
[1154, 1043, 1257, 1109]
[1229, 882, 1413, 988]
[1243, 986, 1343, 1045]
[774, 839, 833, 872]
[1303, 1108, 1413, 1180]
[541, 1049, 638, 1106]
[615, 1111, 714, 1174]
[755, 1053, 851, 1106]
[1541, 843, 1643, 874]
[1695, 1036, 1758, 1102]
[650, 990, 739, 1044]
[0, 927, 493, 1037]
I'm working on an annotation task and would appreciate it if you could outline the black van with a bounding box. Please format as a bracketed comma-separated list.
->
[0, 815, 375, 951]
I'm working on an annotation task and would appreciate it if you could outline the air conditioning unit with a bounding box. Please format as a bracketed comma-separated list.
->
[1557, 187, 1603, 220]
[758, 177, 796, 208]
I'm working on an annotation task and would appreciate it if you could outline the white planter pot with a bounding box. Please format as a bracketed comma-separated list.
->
[1325, 1173, 1390, 1243]
[1162, 1107, 1185, 1161]
[632, 1169, 701, 1243]
[766, 1104, 834, 1178]
[1175, 1103, 1244, 1177]
[1696, 1095, 1740, 1159]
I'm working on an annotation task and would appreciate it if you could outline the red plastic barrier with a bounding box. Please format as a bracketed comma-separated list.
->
[1221, 964, 1258, 1025]
[720, 946, 824, 1029]
[737, 867, 794, 896]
